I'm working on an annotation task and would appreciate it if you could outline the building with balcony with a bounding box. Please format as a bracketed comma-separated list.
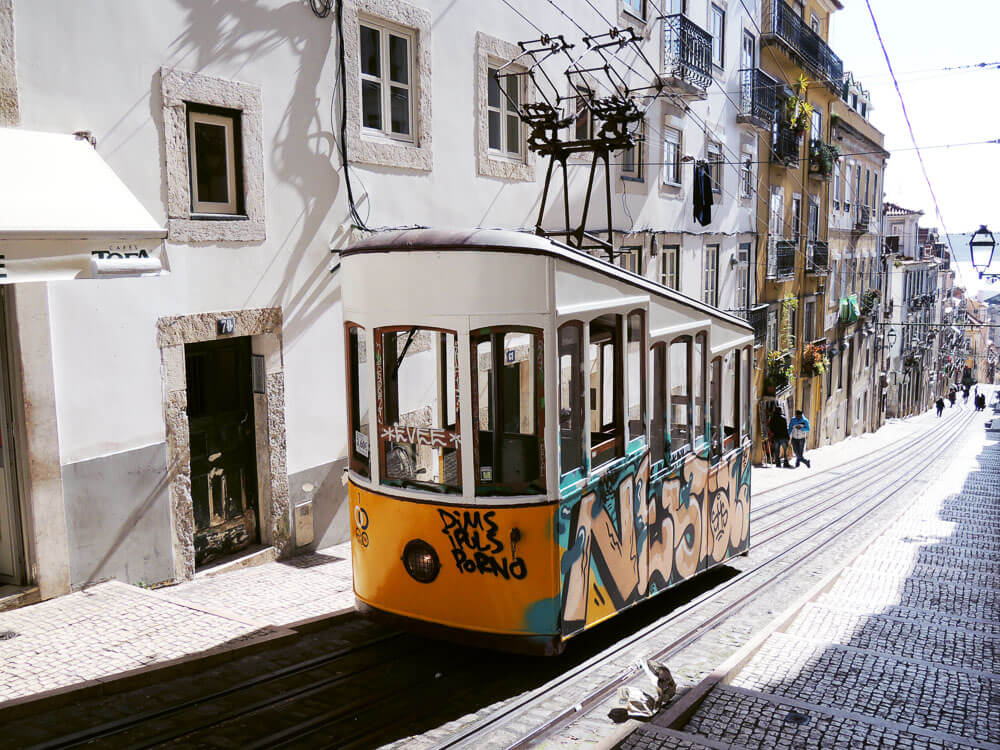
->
[819, 85, 888, 445]
[752, 0, 846, 461]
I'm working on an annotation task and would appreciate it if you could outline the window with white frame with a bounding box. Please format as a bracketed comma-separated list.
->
[187, 106, 243, 215]
[810, 13, 820, 34]
[573, 84, 594, 140]
[736, 242, 751, 309]
[833, 161, 841, 210]
[703, 244, 719, 307]
[621, 120, 644, 180]
[487, 66, 522, 157]
[740, 151, 753, 199]
[844, 162, 852, 213]
[766, 308, 778, 352]
[660, 244, 679, 289]
[360, 20, 415, 141]
[663, 126, 682, 185]
[619, 245, 642, 274]
[623, 0, 646, 19]
[791, 194, 802, 241]
[710, 4, 725, 68]
[804, 299, 815, 342]
[707, 141, 722, 194]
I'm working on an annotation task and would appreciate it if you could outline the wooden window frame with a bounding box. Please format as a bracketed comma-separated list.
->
[487, 65, 524, 160]
[186, 105, 243, 216]
[345, 322, 371, 478]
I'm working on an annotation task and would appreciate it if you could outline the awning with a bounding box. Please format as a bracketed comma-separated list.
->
[0, 129, 167, 283]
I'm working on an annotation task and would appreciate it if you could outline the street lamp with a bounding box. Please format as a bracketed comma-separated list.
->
[887, 328, 897, 348]
[969, 225, 1000, 280]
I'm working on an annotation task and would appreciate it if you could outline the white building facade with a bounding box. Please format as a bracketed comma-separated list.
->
[0, 0, 765, 601]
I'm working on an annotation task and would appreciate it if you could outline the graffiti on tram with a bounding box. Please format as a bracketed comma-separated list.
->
[558, 447, 751, 634]
[438, 508, 528, 580]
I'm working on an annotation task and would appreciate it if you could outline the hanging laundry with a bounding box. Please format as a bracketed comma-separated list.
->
[693, 161, 714, 226]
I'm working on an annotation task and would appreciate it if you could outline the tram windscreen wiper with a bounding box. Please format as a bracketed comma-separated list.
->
[392, 327, 419, 379]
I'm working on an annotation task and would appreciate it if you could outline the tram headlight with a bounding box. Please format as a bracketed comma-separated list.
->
[402, 539, 440, 583]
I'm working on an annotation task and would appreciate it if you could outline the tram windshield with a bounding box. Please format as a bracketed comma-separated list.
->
[377, 327, 460, 493]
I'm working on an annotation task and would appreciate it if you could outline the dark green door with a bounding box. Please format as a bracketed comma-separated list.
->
[185, 337, 260, 567]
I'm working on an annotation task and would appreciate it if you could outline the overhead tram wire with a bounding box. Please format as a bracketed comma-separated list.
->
[863, 0, 966, 287]
[504, 0, 827, 272]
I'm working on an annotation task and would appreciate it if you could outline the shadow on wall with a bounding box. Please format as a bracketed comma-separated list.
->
[166, 0, 344, 351]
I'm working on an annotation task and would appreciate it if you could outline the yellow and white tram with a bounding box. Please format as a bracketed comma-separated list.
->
[343, 229, 754, 654]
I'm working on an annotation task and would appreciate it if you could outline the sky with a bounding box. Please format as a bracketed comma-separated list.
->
[829, 0, 1000, 296]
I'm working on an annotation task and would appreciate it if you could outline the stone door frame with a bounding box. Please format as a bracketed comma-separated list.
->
[158, 308, 289, 581]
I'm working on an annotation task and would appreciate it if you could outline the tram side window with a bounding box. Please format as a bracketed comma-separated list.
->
[626, 310, 646, 446]
[722, 350, 737, 452]
[742, 346, 752, 439]
[347, 324, 371, 478]
[650, 343, 667, 464]
[693, 332, 707, 450]
[471, 329, 544, 495]
[559, 322, 585, 478]
[378, 327, 460, 493]
[589, 314, 623, 470]
[709, 357, 722, 459]
[669, 337, 691, 458]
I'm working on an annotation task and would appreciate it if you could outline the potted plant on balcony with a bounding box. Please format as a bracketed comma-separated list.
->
[801, 342, 828, 377]
[860, 288, 880, 317]
[764, 350, 794, 395]
[808, 140, 840, 179]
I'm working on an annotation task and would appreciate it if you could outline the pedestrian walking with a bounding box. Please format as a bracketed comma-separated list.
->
[949, 390, 956, 408]
[788, 409, 812, 468]
[935, 397, 945, 417]
[768, 407, 791, 468]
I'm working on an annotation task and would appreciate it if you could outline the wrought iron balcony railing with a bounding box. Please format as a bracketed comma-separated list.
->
[767, 238, 796, 280]
[730, 304, 770, 347]
[855, 205, 871, 232]
[762, 0, 843, 87]
[772, 125, 801, 166]
[737, 67, 779, 127]
[662, 14, 713, 92]
[807, 240, 828, 274]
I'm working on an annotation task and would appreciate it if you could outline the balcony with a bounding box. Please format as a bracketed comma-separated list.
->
[737, 68, 779, 129]
[854, 205, 871, 233]
[808, 140, 839, 180]
[772, 125, 801, 167]
[661, 14, 713, 97]
[767, 238, 796, 280]
[807, 241, 828, 274]
[730, 304, 769, 347]
[762, 0, 844, 88]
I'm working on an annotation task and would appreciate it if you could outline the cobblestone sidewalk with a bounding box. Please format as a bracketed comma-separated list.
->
[621, 421, 999, 750]
[0, 541, 353, 706]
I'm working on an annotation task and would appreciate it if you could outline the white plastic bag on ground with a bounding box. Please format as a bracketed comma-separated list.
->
[608, 659, 677, 722]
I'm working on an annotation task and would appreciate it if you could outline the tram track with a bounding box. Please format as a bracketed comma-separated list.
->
[430, 409, 977, 750]
[19, 411, 974, 750]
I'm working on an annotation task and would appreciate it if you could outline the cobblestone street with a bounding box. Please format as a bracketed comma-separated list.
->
[0, 542, 352, 705]
[620, 418, 1000, 750]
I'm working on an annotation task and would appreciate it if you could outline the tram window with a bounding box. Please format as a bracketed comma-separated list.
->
[668, 337, 691, 457]
[589, 314, 623, 470]
[626, 311, 646, 446]
[650, 343, 667, 464]
[559, 322, 585, 477]
[742, 346, 752, 439]
[722, 350, 737, 453]
[693, 332, 707, 449]
[471, 329, 544, 495]
[346, 324, 371, 478]
[377, 327, 460, 493]
[709, 357, 722, 458]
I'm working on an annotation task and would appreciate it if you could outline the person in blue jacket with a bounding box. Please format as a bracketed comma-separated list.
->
[788, 409, 812, 468]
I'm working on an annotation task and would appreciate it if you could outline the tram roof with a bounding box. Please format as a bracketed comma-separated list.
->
[345, 228, 752, 331]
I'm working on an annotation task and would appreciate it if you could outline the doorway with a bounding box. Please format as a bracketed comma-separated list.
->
[185, 337, 260, 567]
[0, 288, 24, 585]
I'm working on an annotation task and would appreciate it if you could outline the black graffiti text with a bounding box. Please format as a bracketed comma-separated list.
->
[438, 509, 527, 580]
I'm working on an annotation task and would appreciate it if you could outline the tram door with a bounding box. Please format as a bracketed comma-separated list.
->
[185, 337, 260, 567]
[0, 290, 23, 584]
